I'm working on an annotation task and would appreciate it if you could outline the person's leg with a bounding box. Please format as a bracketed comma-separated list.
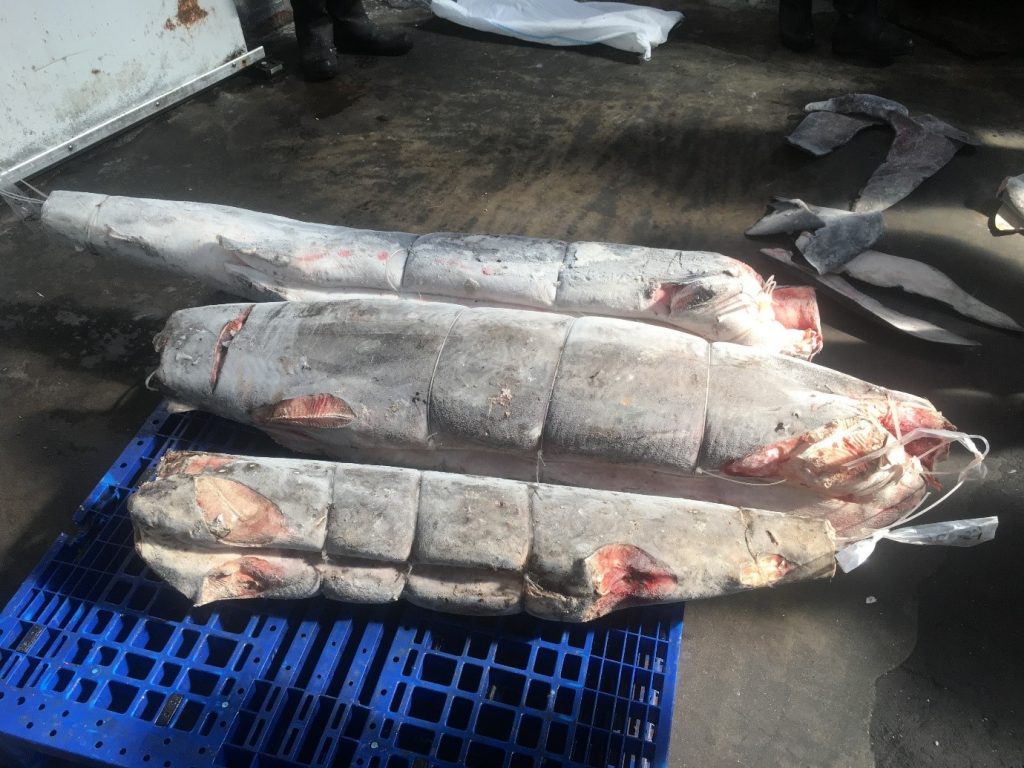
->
[291, 0, 340, 80]
[779, 0, 815, 52]
[326, 0, 413, 56]
[832, 0, 913, 61]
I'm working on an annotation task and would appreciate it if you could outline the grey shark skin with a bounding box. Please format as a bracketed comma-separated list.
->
[841, 250, 1022, 332]
[788, 95, 977, 212]
[787, 112, 880, 156]
[852, 113, 971, 213]
[804, 94, 909, 122]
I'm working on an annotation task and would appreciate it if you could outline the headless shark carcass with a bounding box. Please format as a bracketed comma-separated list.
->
[41, 191, 822, 358]
[150, 298, 968, 540]
[131, 452, 837, 621]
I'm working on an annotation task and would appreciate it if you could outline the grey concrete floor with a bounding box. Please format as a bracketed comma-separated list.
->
[2, 3, 1023, 766]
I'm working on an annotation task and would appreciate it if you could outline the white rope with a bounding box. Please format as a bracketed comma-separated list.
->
[0, 181, 48, 205]
[694, 467, 787, 487]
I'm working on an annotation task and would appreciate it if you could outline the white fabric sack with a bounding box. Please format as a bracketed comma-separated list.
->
[430, 0, 683, 60]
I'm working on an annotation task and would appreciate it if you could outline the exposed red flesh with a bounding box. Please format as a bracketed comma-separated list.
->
[194, 476, 288, 545]
[648, 284, 671, 308]
[877, 402, 953, 470]
[588, 544, 677, 616]
[724, 419, 895, 492]
[199, 556, 285, 602]
[210, 304, 254, 392]
[156, 450, 233, 478]
[723, 434, 805, 477]
[771, 286, 823, 355]
[791, 419, 889, 491]
[291, 251, 326, 264]
[252, 393, 356, 428]
[173, 452, 233, 476]
[739, 554, 793, 587]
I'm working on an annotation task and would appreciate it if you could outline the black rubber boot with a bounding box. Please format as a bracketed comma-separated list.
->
[291, 0, 340, 80]
[779, 0, 815, 52]
[832, 0, 913, 62]
[328, 0, 413, 56]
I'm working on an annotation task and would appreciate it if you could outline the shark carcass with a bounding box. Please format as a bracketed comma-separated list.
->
[150, 298, 966, 542]
[131, 451, 838, 621]
[41, 191, 822, 358]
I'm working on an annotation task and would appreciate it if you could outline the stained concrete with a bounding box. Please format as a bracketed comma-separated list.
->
[1, 3, 1022, 766]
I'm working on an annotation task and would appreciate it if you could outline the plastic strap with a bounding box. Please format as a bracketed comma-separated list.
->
[842, 427, 989, 483]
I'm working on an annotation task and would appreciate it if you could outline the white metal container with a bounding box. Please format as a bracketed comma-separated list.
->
[0, 0, 263, 185]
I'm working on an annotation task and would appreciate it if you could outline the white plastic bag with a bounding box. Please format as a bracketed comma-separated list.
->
[430, 0, 683, 60]
[836, 517, 999, 573]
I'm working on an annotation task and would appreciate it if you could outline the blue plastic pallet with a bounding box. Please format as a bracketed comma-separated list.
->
[0, 406, 684, 768]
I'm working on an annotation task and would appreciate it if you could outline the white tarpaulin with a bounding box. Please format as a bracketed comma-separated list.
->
[430, 0, 683, 60]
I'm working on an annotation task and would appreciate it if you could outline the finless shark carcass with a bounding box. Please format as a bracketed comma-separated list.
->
[131, 451, 838, 621]
[149, 298, 976, 541]
[41, 191, 823, 358]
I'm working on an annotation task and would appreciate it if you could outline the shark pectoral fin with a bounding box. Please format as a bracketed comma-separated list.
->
[223, 263, 334, 301]
[104, 226, 162, 260]
[222, 263, 290, 298]
[746, 198, 826, 236]
[216, 234, 272, 262]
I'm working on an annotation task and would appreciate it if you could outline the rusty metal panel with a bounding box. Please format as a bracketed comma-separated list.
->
[0, 0, 261, 184]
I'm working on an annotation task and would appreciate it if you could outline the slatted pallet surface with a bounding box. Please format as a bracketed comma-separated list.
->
[0, 407, 684, 768]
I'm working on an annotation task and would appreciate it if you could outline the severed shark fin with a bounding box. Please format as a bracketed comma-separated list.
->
[760, 248, 980, 346]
